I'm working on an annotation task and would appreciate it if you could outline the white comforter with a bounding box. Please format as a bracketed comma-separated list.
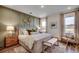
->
[18, 35, 35, 49]
[30, 33, 52, 41]
[18, 33, 52, 52]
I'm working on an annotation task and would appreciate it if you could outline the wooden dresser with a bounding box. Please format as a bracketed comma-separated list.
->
[5, 35, 18, 47]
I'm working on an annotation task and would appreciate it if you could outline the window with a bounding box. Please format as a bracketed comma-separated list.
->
[40, 18, 46, 32]
[64, 13, 75, 38]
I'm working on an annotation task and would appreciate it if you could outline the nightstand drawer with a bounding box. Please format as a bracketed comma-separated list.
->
[6, 41, 17, 47]
[5, 35, 18, 47]
[6, 39, 17, 44]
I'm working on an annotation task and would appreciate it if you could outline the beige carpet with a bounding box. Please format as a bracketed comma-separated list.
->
[0, 45, 28, 53]
[1, 42, 79, 53]
[44, 42, 79, 53]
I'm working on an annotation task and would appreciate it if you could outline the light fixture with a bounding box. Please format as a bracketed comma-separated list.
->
[67, 7, 71, 10]
[41, 5, 44, 8]
[6, 25, 14, 31]
[6, 25, 14, 34]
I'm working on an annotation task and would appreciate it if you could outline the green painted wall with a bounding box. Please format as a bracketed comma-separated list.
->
[0, 6, 40, 48]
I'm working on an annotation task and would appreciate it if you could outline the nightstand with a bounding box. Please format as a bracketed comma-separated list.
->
[4, 35, 18, 47]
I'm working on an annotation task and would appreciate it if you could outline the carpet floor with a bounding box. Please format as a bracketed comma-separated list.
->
[0, 42, 79, 53]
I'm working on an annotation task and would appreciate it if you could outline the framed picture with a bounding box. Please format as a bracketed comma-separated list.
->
[51, 22, 57, 29]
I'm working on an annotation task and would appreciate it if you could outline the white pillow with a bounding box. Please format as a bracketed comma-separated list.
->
[23, 30, 28, 35]
[19, 29, 28, 35]
[31, 32, 39, 35]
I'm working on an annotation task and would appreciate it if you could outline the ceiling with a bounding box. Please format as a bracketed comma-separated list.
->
[3, 5, 79, 18]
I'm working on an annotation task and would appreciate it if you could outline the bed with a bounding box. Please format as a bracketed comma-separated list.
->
[18, 33, 53, 53]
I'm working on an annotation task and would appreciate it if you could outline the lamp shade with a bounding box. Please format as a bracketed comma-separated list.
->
[6, 26, 14, 31]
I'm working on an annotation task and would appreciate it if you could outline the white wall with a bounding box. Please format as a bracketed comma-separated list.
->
[47, 14, 61, 39]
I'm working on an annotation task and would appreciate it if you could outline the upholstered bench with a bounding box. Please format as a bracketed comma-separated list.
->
[42, 38, 58, 52]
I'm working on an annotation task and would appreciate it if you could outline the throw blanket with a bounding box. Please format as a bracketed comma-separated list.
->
[26, 35, 35, 49]
[19, 35, 35, 49]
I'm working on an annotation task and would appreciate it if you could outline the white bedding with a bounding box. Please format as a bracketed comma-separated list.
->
[18, 33, 52, 52]
[19, 35, 35, 49]
[31, 33, 52, 41]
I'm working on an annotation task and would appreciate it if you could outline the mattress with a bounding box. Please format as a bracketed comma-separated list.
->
[18, 33, 53, 53]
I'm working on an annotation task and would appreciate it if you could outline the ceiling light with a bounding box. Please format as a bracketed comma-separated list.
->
[41, 5, 44, 8]
[67, 7, 71, 10]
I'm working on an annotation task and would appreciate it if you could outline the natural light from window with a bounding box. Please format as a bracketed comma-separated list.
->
[64, 13, 75, 38]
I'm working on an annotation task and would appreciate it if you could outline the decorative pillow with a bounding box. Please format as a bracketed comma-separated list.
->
[27, 30, 31, 35]
[19, 29, 28, 35]
[31, 32, 39, 35]
[23, 30, 28, 35]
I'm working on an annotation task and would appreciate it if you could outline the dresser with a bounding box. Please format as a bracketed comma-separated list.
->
[4, 35, 18, 47]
